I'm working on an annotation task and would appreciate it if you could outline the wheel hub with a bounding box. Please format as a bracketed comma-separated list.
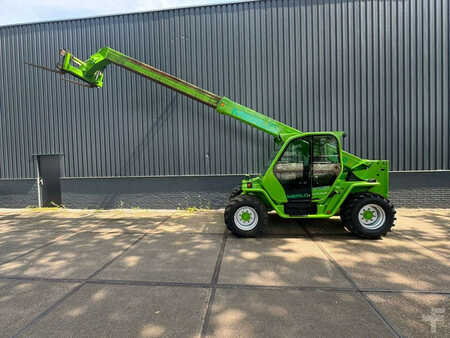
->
[362, 209, 375, 221]
[358, 204, 386, 230]
[234, 206, 258, 231]
[240, 211, 251, 222]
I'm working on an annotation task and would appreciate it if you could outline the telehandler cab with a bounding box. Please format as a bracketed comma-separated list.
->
[34, 47, 396, 238]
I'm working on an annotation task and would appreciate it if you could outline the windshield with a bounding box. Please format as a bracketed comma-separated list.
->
[261, 142, 283, 174]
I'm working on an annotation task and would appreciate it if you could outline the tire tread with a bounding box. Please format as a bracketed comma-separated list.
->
[229, 186, 242, 200]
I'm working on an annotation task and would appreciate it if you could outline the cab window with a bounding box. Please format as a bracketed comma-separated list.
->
[312, 135, 341, 187]
[273, 138, 311, 198]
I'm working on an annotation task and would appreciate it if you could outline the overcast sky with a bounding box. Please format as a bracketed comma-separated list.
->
[0, 0, 240, 26]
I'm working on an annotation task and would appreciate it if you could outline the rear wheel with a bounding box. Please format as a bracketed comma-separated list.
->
[341, 193, 396, 239]
[224, 195, 268, 237]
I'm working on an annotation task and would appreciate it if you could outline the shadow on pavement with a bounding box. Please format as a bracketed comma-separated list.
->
[0, 208, 448, 337]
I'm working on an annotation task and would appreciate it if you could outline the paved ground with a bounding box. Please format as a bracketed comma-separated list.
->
[0, 208, 448, 337]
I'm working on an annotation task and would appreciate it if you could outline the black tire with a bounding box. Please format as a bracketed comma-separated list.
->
[229, 186, 242, 200]
[340, 193, 396, 239]
[224, 195, 268, 237]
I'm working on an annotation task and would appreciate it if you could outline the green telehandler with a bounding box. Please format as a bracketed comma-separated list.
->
[36, 47, 396, 238]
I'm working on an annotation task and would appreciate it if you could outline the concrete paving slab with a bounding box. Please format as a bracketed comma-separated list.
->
[0, 232, 141, 279]
[0, 209, 178, 234]
[0, 215, 95, 234]
[319, 236, 450, 291]
[300, 217, 350, 236]
[394, 209, 450, 240]
[393, 235, 450, 261]
[219, 237, 352, 288]
[95, 233, 222, 283]
[0, 280, 78, 337]
[77, 217, 172, 235]
[151, 210, 225, 234]
[73, 209, 178, 234]
[207, 288, 392, 337]
[0, 230, 69, 264]
[392, 208, 450, 260]
[87, 209, 176, 219]
[0, 208, 447, 337]
[19, 284, 209, 338]
[366, 292, 450, 337]
[263, 214, 308, 236]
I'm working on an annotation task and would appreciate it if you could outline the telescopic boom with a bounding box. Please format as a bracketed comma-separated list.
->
[58, 47, 299, 141]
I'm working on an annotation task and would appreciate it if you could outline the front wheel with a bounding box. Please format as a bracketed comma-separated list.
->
[341, 193, 396, 239]
[224, 195, 268, 237]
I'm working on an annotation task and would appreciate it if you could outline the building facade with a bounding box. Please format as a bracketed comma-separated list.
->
[0, 0, 448, 208]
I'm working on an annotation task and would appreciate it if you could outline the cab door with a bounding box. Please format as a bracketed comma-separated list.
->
[272, 137, 312, 200]
[272, 137, 314, 215]
[272, 134, 341, 215]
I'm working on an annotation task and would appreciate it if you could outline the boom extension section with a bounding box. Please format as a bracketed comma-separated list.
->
[58, 47, 298, 140]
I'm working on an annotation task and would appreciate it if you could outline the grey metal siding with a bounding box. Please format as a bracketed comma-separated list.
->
[0, 0, 448, 179]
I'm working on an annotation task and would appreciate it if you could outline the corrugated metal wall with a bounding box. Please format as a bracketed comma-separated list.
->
[0, 0, 448, 179]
